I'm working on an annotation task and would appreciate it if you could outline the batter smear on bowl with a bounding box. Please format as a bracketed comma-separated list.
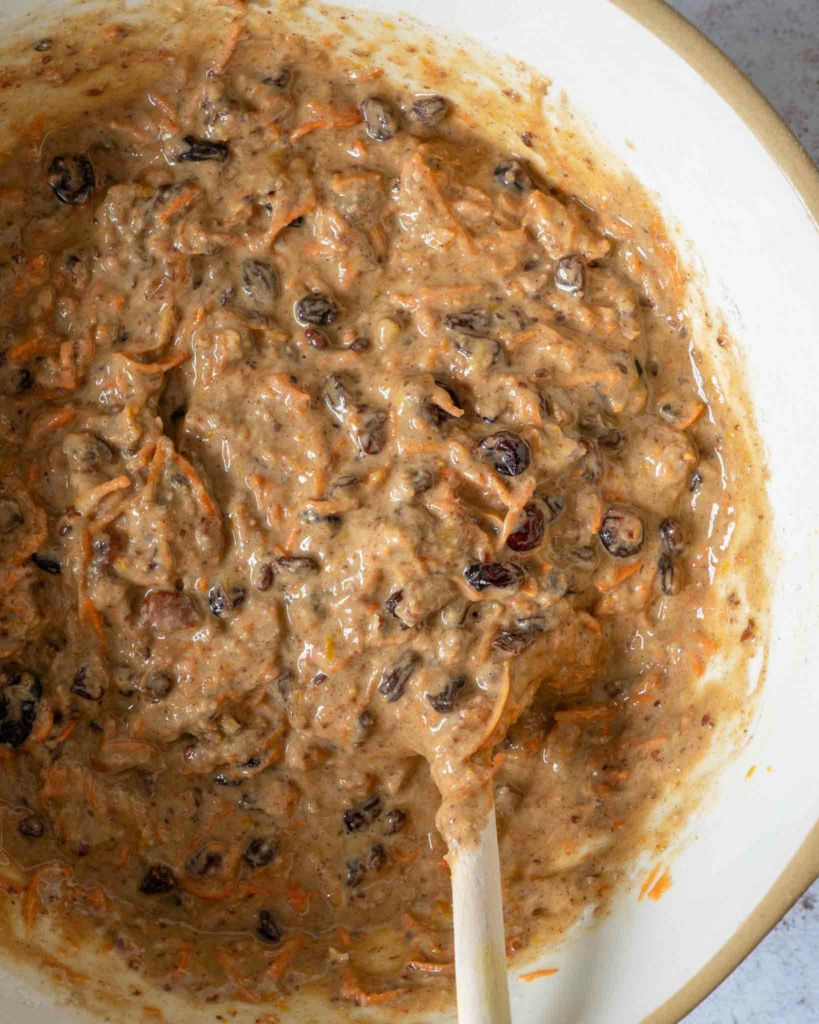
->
[0, 2, 769, 1015]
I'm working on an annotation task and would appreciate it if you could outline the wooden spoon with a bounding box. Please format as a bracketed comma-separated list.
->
[450, 796, 512, 1024]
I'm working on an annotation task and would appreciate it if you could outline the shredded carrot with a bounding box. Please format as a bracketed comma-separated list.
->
[405, 960, 454, 975]
[264, 937, 302, 983]
[518, 968, 558, 982]
[172, 942, 190, 979]
[23, 869, 42, 930]
[0, 874, 24, 895]
[388, 846, 420, 864]
[647, 867, 672, 901]
[156, 184, 201, 225]
[121, 349, 189, 374]
[0, 566, 28, 601]
[7, 334, 60, 362]
[286, 882, 310, 913]
[289, 110, 363, 144]
[213, 19, 245, 72]
[23, 403, 75, 448]
[594, 559, 642, 592]
[8, 482, 48, 566]
[173, 452, 221, 520]
[554, 705, 613, 725]
[113, 845, 131, 868]
[336, 925, 355, 949]
[638, 865, 661, 901]
[179, 878, 236, 902]
[254, 195, 317, 251]
[74, 475, 131, 516]
[79, 598, 108, 653]
[340, 969, 409, 1006]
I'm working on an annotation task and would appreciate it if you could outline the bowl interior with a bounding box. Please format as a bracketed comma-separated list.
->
[0, 1, 816, 1021]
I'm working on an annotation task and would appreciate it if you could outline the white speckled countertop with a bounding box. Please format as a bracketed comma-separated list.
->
[665, 1, 819, 1022]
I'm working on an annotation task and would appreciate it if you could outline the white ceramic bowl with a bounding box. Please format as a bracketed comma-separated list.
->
[0, 1, 817, 1022]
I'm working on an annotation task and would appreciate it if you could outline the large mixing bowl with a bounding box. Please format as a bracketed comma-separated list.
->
[0, 1, 816, 1021]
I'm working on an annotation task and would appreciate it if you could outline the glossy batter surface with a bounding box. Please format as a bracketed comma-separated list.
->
[0, 7, 767, 1013]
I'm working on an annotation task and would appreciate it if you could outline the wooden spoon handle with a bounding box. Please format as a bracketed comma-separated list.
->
[450, 804, 512, 1024]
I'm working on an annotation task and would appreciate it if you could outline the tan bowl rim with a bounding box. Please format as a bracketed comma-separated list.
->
[607, 2, 819, 1022]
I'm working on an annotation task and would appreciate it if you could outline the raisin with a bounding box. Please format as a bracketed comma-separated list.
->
[378, 651, 419, 702]
[599, 506, 644, 558]
[345, 859, 365, 887]
[493, 159, 532, 194]
[276, 556, 319, 576]
[186, 848, 223, 878]
[507, 502, 545, 552]
[48, 154, 95, 205]
[659, 517, 686, 555]
[658, 554, 681, 596]
[408, 95, 448, 127]
[360, 97, 398, 141]
[70, 666, 104, 701]
[30, 553, 61, 574]
[18, 814, 46, 838]
[343, 795, 383, 833]
[478, 431, 531, 477]
[384, 809, 407, 836]
[244, 836, 279, 869]
[177, 135, 229, 162]
[208, 584, 246, 617]
[295, 292, 339, 326]
[554, 255, 585, 295]
[256, 909, 283, 945]
[139, 865, 177, 895]
[464, 561, 525, 591]
[443, 308, 491, 337]
[385, 590, 404, 616]
[241, 259, 278, 309]
[426, 676, 466, 713]
[367, 843, 387, 871]
[263, 68, 292, 89]
[0, 667, 41, 747]
[356, 409, 388, 455]
[492, 630, 536, 654]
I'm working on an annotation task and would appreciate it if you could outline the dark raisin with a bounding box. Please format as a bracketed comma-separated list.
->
[18, 814, 46, 838]
[408, 467, 434, 493]
[33, 38, 53, 51]
[263, 68, 292, 89]
[599, 506, 644, 557]
[48, 154, 95, 205]
[70, 666, 103, 701]
[357, 709, 374, 735]
[384, 809, 406, 836]
[576, 439, 603, 483]
[213, 774, 243, 787]
[493, 159, 532, 194]
[554, 255, 585, 295]
[324, 372, 354, 415]
[276, 556, 319, 576]
[598, 428, 627, 452]
[659, 517, 686, 555]
[360, 97, 398, 141]
[241, 259, 278, 309]
[257, 563, 274, 591]
[367, 843, 387, 871]
[464, 561, 525, 591]
[343, 794, 383, 833]
[139, 865, 176, 895]
[0, 667, 41, 747]
[507, 502, 545, 552]
[356, 409, 388, 455]
[492, 630, 536, 654]
[689, 469, 703, 493]
[378, 651, 419, 702]
[347, 336, 370, 352]
[345, 859, 365, 887]
[143, 672, 173, 699]
[30, 553, 61, 574]
[543, 494, 565, 522]
[186, 847, 223, 878]
[385, 590, 404, 616]
[295, 292, 339, 327]
[244, 836, 279, 869]
[305, 327, 329, 349]
[208, 584, 245, 617]
[256, 909, 283, 945]
[177, 135, 229, 163]
[426, 676, 465, 714]
[443, 308, 491, 337]
[477, 431, 531, 476]
[658, 554, 681, 596]
[17, 368, 34, 394]
[408, 95, 448, 127]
